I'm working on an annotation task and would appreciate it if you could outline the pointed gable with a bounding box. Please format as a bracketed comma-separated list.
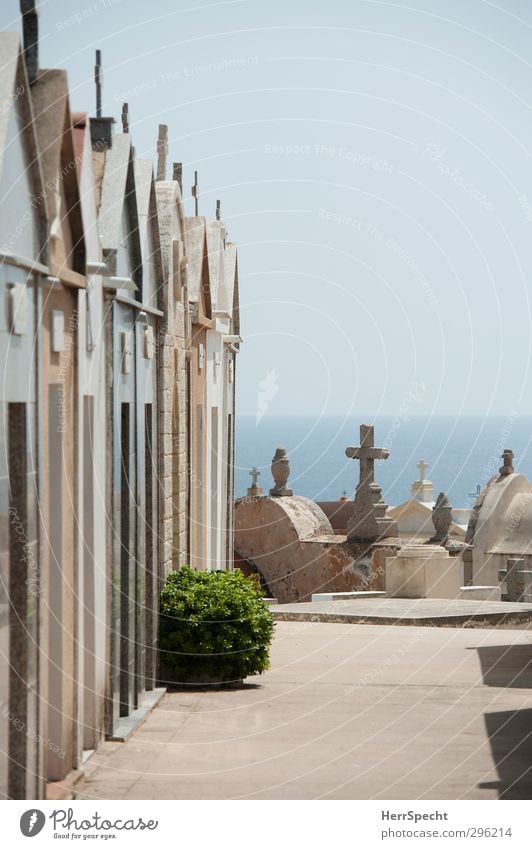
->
[225, 242, 240, 335]
[185, 216, 211, 322]
[0, 31, 47, 262]
[134, 159, 163, 310]
[98, 133, 142, 291]
[155, 179, 186, 312]
[31, 68, 85, 282]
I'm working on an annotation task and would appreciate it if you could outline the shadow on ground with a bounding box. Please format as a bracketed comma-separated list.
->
[479, 708, 532, 799]
[162, 681, 262, 693]
[473, 644, 532, 688]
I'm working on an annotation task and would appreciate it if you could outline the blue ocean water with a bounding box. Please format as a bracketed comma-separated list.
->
[235, 415, 532, 508]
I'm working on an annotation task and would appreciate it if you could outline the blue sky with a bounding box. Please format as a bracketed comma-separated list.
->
[3, 0, 532, 417]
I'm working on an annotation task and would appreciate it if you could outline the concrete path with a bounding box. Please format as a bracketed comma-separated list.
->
[78, 622, 532, 800]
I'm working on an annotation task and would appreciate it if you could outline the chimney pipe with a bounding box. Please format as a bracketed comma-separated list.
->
[20, 0, 39, 85]
[173, 162, 183, 193]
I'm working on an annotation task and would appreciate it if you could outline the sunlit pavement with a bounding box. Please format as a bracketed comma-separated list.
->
[78, 621, 532, 800]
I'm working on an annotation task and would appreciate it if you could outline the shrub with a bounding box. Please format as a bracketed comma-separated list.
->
[159, 566, 275, 685]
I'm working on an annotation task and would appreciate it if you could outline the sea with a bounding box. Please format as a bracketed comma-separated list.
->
[235, 415, 532, 508]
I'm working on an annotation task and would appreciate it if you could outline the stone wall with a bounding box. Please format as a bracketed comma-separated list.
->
[155, 183, 190, 575]
[234, 495, 398, 602]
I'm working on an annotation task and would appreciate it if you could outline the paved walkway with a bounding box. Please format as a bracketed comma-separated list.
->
[79, 622, 532, 800]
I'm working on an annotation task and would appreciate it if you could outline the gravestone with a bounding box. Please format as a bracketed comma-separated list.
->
[345, 424, 397, 542]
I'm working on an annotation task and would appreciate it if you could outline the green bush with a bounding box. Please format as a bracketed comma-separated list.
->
[159, 567, 275, 685]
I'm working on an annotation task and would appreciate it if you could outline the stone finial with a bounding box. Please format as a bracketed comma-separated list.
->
[216, 200, 221, 221]
[270, 447, 293, 497]
[499, 449, 514, 476]
[417, 458, 428, 480]
[430, 491, 453, 543]
[247, 466, 263, 497]
[345, 424, 397, 541]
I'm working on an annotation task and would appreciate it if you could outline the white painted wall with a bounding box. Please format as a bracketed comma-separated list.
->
[0, 103, 40, 260]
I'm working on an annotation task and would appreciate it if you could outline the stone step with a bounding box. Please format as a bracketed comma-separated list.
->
[311, 591, 387, 602]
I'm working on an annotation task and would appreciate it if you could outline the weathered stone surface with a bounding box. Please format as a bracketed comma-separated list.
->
[464, 463, 532, 586]
[498, 558, 532, 602]
[345, 424, 398, 541]
[235, 495, 394, 603]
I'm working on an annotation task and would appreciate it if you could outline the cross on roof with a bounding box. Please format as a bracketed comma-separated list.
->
[417, 458, 428, 480]
[345, 424, 389, 489]
[249, 466, 260, 487]
[192, 170, 199, 215]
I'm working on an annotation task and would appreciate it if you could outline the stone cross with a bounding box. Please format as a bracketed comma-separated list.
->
[417, 458, 428, 480]
[192, 170, 199, 215]
[95, 49, 102, 117]
[346, 424, 390, 490]
[156, 124, 168, 182]
[344, 424, 397, 541]
[247, 465, 263, 497]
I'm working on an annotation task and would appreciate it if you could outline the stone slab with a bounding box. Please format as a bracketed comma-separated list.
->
[460, 586, 502, 602]
[110, 688, 166, 742]
[269, 597, 532, 628]
[311, 591, 386, 602]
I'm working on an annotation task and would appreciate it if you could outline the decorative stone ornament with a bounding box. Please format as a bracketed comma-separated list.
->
[430, 491, 453, 543]
[499, 449, 514, 476]
[270, 447, 293, 496]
